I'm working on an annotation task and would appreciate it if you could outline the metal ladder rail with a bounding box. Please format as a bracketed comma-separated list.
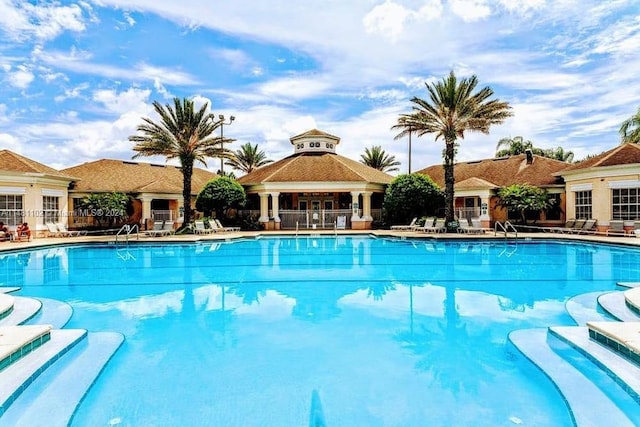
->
[115, 224, 139, 246]
[494, 221, 518, 240]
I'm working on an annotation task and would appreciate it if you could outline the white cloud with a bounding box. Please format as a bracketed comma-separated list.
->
[92, 87, 152, 115]
[7, 65, 34, 89]
[363, 1, 412, 41]
[450, 0, 492, 22]
[0, 0, 86, 41]
[257, 76, 332, 101]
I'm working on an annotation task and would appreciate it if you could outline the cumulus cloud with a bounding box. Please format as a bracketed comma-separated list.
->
[0, 0, 87, 41]
[450, 0, 492, 22]
[7, 65, 34, 89]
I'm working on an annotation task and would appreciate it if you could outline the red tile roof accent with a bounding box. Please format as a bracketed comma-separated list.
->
[238, 152, 393, 184]
[0, 149, 75, 179]
[62, 159, 217, 193]
[416, 154, 567, 188]
[560, 143, 640, 172]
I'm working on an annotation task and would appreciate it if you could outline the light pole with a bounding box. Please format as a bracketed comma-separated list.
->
[219, 114, 235, 174]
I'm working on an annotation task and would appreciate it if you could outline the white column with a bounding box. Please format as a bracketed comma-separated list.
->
[351, 191, 361, 221]
[362, 192, 373, 221]
[259, 193, 270, 222]
[271, 192, 280, 222]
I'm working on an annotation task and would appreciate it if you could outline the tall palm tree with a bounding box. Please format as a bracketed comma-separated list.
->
[360, 145, 400, 172]
[620, 106, 640, 144]
[543, 146, 574, 163]
[495, 136, 533, 157]
[129, 97, 224, 227]
[392, 71, 512, 226]
[225, 142, 273, 174]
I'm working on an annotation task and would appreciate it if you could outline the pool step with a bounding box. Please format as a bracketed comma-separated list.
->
[0, 296, 42, 327]
[0, 331, 124, 427]
[23, 298, 73, 329]
[0, 325, 52, 372]
[624, 287, 640, 317]
[0, 294, 14, 321]
[597, 291, 640, 322]
[508, 328, 637, 427]
[0, 329, 86, 417]
[550, 325, 640, 405]
[565, 291, 613, 326]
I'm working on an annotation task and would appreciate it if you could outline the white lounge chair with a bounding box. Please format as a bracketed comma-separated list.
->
[46, 222, 66, 237]
[56, 222, 86, 237]
[145, 221, 174, 237]
[194, 220, 214, 235]
[458, 219, 484, 234]
[215, 219, 240, 232]
[391, 217, 417, 231]
[336, 216, 346, 230]
[606, 220, 627, 236]
[422, 218, 446, 233]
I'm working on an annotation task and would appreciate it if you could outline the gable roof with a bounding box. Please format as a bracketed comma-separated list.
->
[238, 152, 393, 185]
[559, 143, 640, 173]
[416, 154, 567, 189]
[0, 149, 75, 180]
[62, 159, 218, 194]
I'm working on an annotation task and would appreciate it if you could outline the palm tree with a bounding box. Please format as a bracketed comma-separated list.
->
[543, 146, 574, 163]
[360, 145, 400, 172]
[495, 136, 533, 157]
[129, 97, 225, 227]
[620, 106, 640, 144]
[225, 142, 273, 174]
[393, 71, 512, 226]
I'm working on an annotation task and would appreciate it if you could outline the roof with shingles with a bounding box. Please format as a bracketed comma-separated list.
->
[559, 143, 640, 173]
[237, 152, 393, 185]
[416, 154, 568, 188]
[0, 149, 75, 179]
[61, 159, 218, 193]
[290, 128, 340, 141]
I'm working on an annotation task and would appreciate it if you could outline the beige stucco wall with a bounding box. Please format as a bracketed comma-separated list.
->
[0, 175, 71, 237]
[563, 167, 640, 224]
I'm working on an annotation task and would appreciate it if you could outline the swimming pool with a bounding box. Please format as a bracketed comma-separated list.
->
[3, 236, 639, 426]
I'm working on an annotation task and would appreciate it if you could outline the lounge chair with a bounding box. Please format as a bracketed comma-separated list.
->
[145, 221, 174, 237]
[215, 219, 240, 232]
[336, 216, 346, 230]
[606, 220, 627, 236]
[46, 222, 66, 237]
[391, 217, 417, 231]
[544, 219, 576, 233]
[458, 218, 484, 234]
[563, 218, 586, 233]
[194, 220, 214, 235]
[56, 222, 86, 237]
[575, 219, 597, 234]
[422, 218, 446, 233]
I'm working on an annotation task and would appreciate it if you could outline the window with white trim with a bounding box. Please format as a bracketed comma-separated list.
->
[612, 188, 640, 220]
[574, 190, 592, 219]
[43, 196, 60, 224]
[0, 194, 24, 226]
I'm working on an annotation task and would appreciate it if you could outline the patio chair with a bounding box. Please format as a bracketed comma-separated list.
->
[575, 219, 597, 234]
[564, 218, 586, 233]
[56, 222, 86, 237]
[194, 220, 214, 235]
[336, 216, 347, 230]
[422, 218, 446, 233]
[390, 217, 417, 231]
[145, 221, 174, 237]
[215, 219, 240, 232]
[606, 220, 627, 236]
[46, 222, 67, 237]
[544, 218, 575, 233]
[458, 218, 484, 234]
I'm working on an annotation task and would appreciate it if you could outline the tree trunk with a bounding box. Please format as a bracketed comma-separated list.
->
[443, 137, 456, 226]
[182, 161, 193, 228]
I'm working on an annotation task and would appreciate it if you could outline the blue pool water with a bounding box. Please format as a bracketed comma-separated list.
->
[4, 236, 640, 426]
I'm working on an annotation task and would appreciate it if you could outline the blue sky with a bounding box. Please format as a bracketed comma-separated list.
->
[1, 0, 639, 174]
